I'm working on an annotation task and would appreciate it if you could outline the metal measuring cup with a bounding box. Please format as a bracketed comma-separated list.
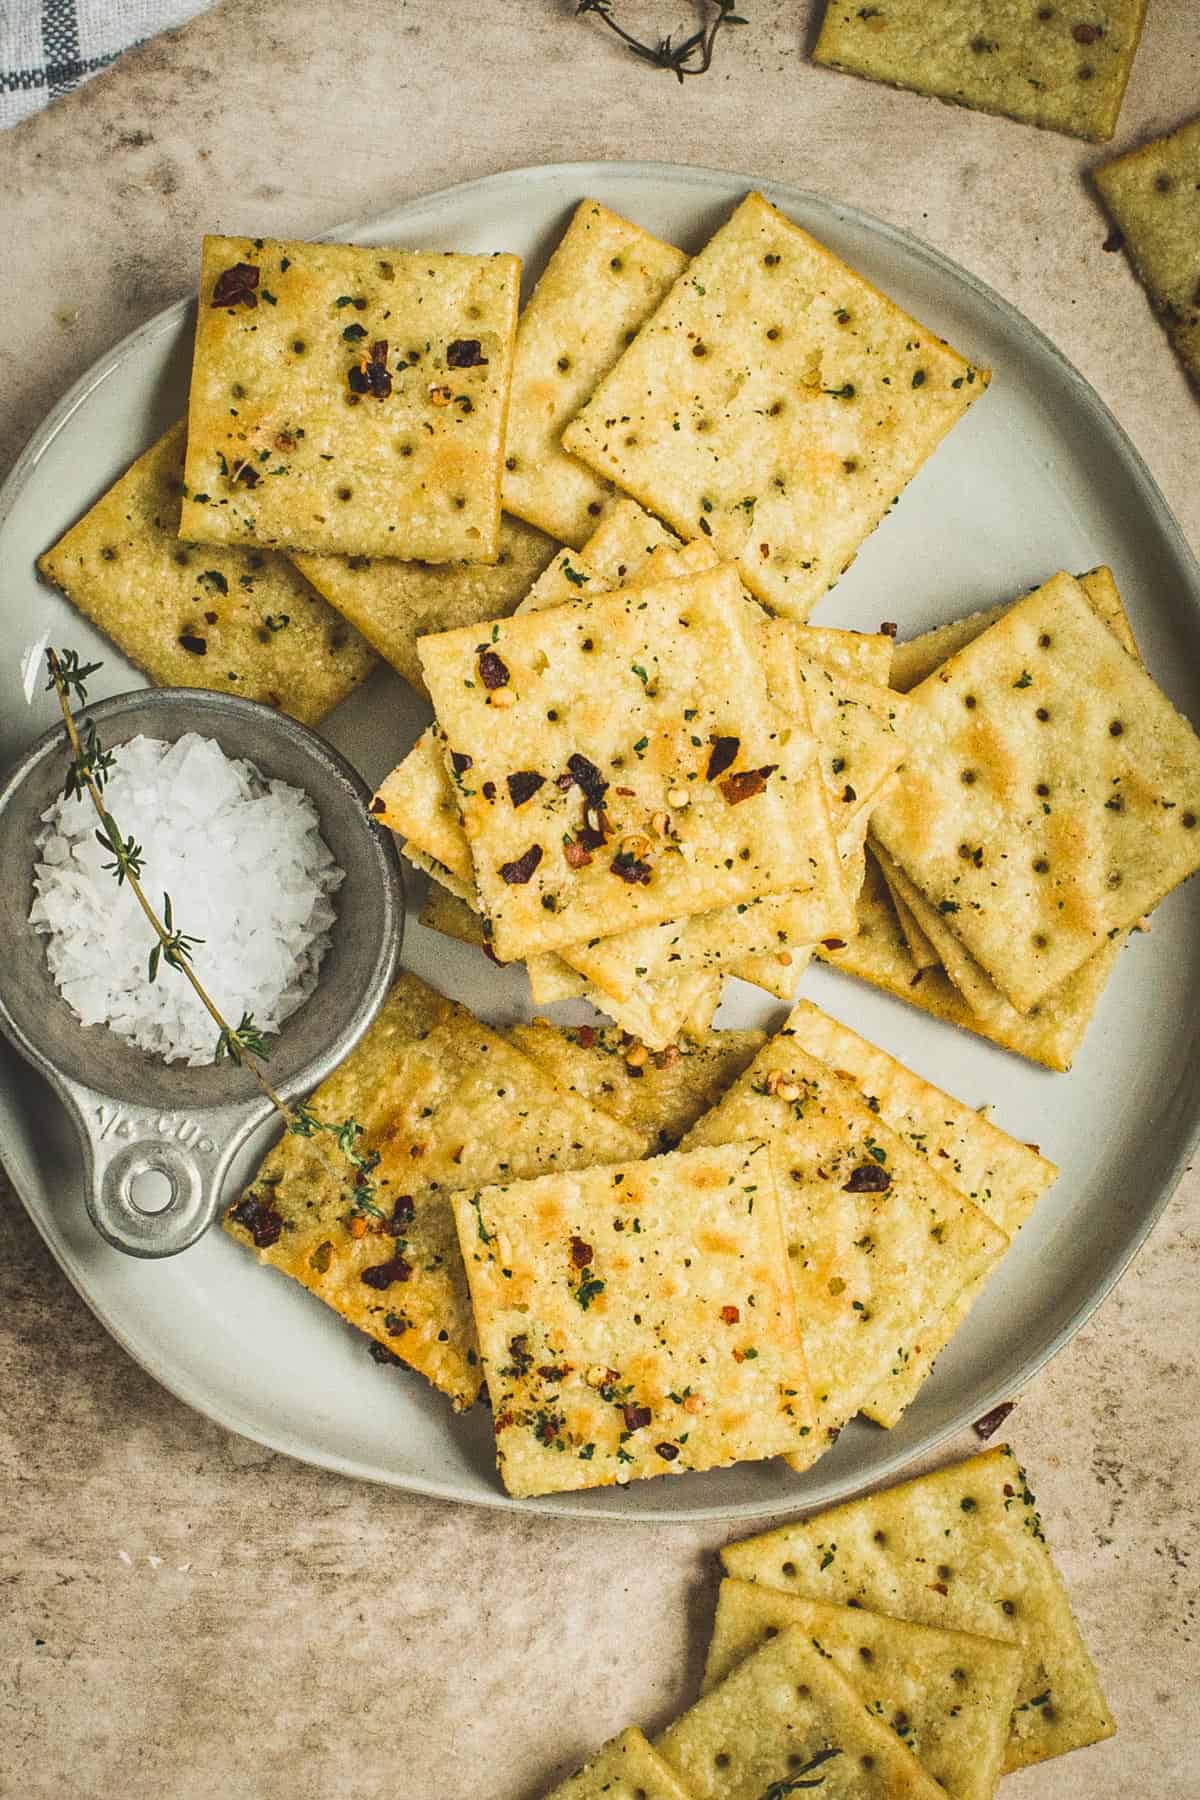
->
[0, 688, 403, 1257]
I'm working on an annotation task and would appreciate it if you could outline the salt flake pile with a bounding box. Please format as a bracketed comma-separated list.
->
[30, 733, 343, 1066]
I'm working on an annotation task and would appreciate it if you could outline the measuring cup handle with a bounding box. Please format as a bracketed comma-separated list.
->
[59, 1078, 273, 1257]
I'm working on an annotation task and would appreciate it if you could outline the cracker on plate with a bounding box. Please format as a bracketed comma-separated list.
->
[869, 570, 1200, 1013]
[562, 191, 987, 621]
[182, 235, 519, 560]
[36, 422, 375, 725]
[682, 1032, 1007, 1462]
[502, 201, 688, 546]
[372, 727, 475, 886]
[873, 838, 1131, 1062]
[814, 0, 1146, 143]
[1094, 112, 1200, 388]
[883, 865, 942, 969]
[817, 850, 1118, 1071]
[509, 1020, 766, 1154]
[704, 1579, 1022, 1800]
[291, 514, 559, 698]
[418, 565, 836, 962]
[453, 1142, 814, 1496]
[786, 999, 1057, 1425]
[528, 945, 726, 1051]
[541, 1727, 697, 1800]
[721, 1444, 1117, 1771]
[224, 973, 642, 1409]
[889, 565, 1134, 692]
[657, 1627, 945, 1799]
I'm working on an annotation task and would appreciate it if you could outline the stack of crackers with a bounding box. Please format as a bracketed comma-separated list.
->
[359, 190, 993, 1044]
[818, 566, 1200, 1070]
[539, 1444, 1115, 1797]
[224, 969, 1056, 1499]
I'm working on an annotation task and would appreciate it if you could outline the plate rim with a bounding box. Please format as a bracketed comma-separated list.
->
[2, 155, 1199, 1525]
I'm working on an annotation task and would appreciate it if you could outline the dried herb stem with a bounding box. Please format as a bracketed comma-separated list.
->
[576, 0, 748, 80]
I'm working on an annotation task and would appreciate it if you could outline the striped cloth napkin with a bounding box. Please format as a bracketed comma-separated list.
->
[1, 0, 210, 128]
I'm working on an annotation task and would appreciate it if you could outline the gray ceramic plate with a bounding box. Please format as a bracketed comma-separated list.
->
[2, 161, 1198, 1523]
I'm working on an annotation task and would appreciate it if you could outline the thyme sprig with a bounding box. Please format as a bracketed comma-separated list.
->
[576, 0, 748, 80]
[44, 648, 382, 1219]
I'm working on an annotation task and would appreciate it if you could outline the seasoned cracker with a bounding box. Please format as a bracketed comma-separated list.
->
[870, 571, 1200, 1012]
[874, 838, 1130, 1061]
[818, 850, 1118, 1071]
[541, 1727, 697, 1800]
[1095, 112, 1200, 387]
[453, 1142, 814, 1497]
[418, 566, 836, 962]
[657, 1628, 945, 1799]
[786, 999, 1057, 1425]
[36, 422, 375, 725]
[889, 566, 1134, 692]
[704, 1579, 1023, 1800]
[292, 515, 558, 697]
[682, 1034, 1006, 1461]
[509, 1020, 766, 1154]
[182, 235, 519, 559]
[503, 202, 688, 546]
[224, 973, 642, 1408]
[562, 192, 987, 621]
[721, 1445, 1117, 1770]
[372, 727, 475, 887]
[884, 867, 942, 969]
[814, 0, 1146, 143]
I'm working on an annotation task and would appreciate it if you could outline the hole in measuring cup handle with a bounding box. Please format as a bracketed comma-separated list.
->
[73, 1091, 265, 1257]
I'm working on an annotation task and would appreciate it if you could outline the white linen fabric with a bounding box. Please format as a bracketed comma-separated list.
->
[1, 0, 209, 127]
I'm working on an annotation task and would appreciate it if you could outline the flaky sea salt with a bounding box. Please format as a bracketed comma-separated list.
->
[30, 732, 343, 1066]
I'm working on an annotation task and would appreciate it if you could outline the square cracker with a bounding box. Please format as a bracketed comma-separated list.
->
[721, 1444, 1117, 1771]
[182, 234, 519, 560]
[656, 1627, 945, 1800]
[873, 838, 1130, 1065]
[869, 570, 1200, 1012]
[508, 1021, 766, 1154]
[542, 1727, 696, 1800]
[417, 565, 835, 962]
[814, 1, 1147, 143]
[785, 999, 1057, 1426]
[291, 514, 558, 698]
[372, 727, 476, 887]
[681, 1033, 1006, 1462]
[224, 973, 642, 1409]
[381, 517, 880, 991]
[704, 1579, 1022, 1800]
[566, 496, 898, 682]
[818, 849, 1120, 1071]
[562, 191, 987, 622]
[889, 565, 1135, 692]
[1094, 113, 1200, 388]
[36, 422, 375, 725]
[453, 1142, 814, 1497]
[528, 946, 725, 1052]
[502, 201, 688, 547]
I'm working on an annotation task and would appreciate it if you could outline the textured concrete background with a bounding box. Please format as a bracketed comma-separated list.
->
[2, 3, 1198, 1795]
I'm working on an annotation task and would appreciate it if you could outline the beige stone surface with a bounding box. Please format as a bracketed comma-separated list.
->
[1, 3, 1198, 1796]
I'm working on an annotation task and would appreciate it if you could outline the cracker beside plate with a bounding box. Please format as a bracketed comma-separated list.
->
[1094, 112, 1200, 390]
[814, 0, 1147, 142]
